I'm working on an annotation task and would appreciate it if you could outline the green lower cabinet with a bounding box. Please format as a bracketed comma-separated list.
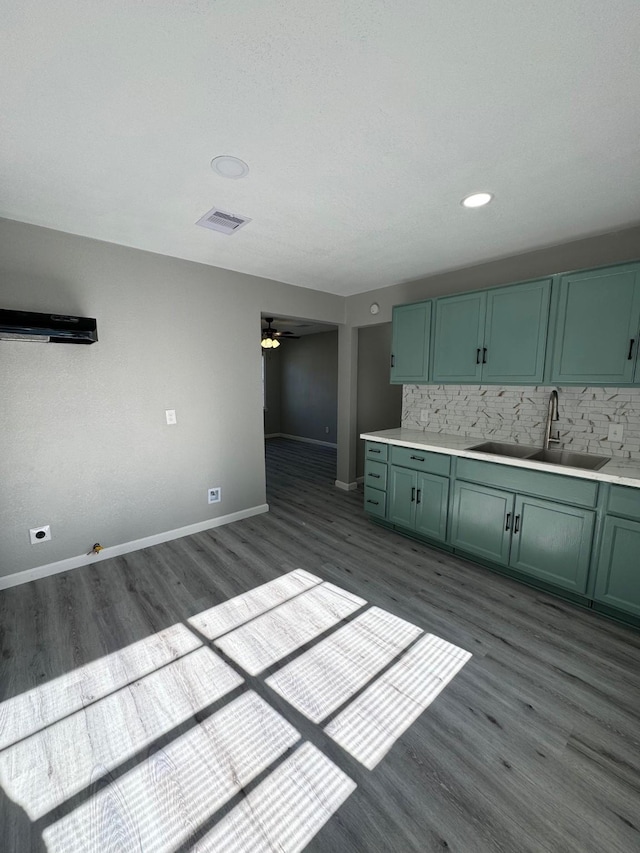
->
[389, 466, 416, 527]
[389, 466, 449, 542]
[415, 472, 450, 542]
[509, 495, 595, 593]
[451, 483, 595, 591]
[451, 482, 514, 565]
[594, 516, 640, 616]
[364, 486, 386, 519]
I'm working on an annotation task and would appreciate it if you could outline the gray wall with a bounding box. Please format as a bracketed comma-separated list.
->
[263, 350, 282, 435]
[0, 218, 344, 577]
[356, 323, 402, 477]
[278, 331, 338, 444]
[347, 224, 640, 327]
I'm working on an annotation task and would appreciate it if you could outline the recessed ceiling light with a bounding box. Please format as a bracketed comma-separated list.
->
[461, 192, 493, 208]
[211, 155, 249, 179]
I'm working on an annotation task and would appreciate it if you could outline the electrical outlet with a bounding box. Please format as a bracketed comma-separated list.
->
[165, 409, 177, 425]
[30, 525, 51, 544]
[608, 423, 624, 442]
[325, 426, 330, 434]
[208, 487, 221, 504]
[421, 409, 430, 421]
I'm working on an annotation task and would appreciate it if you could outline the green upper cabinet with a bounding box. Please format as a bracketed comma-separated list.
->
[432, 292, 485, 383]
[390, 301, 432, 384]
[482, 279, 551, 383]
[432, 279, 551, 385]
[550, 264, 640, 385]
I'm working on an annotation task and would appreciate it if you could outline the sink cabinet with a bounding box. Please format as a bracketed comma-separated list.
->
[509, 495, 595, 593]
[450, 481, 513, 564]
[450, 482, 595, 591]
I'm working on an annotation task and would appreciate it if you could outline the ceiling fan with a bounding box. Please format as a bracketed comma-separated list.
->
[261, 317, 300, 349]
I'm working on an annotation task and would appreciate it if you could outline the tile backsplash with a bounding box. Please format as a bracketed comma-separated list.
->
[402, 385, 640, 461]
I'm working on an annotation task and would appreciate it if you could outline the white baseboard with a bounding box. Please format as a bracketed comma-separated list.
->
[267, 433, 337, 449]
[335, 479, 358, 491]
[356, 476, 365, 484]
[0, 504, 269, 591]
[264, 433, 280, 439]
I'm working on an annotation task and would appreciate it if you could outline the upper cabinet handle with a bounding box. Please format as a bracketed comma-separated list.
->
[482, 347, 487, 364]
[476, 348, 481, 364]
[628, 339, 635, 360]
[390, 354, 395, 368]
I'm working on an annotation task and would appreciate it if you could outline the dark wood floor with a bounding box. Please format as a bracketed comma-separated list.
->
[1, 437, 639, 852]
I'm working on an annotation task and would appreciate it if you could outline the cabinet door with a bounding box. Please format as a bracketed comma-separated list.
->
[509, 496, 595, 593]
[594, 516, 640, 616]
[451, 482, 514, 565]
[389, 466, 417, 528]
[482, 279, 551, 383]
[391, 302, 432, 384]
[432, 293, 485, 383]
[415, 472, 449, 542]
[550, 265, 640, 384]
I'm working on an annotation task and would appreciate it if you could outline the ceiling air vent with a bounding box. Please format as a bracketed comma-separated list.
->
[196, 206, 252, 235]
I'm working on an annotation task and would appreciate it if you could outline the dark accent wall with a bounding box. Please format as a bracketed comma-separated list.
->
[278, 331, 338, 444]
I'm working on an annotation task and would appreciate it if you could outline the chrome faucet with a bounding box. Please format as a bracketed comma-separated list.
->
[543, 389, 561, 450]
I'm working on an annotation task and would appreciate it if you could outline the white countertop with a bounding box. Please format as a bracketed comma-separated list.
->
[360, 428, 640, 489]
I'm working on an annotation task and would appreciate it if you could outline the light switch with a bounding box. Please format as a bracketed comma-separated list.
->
[165, 409, 177, 425]
[608, 423, 623, 442]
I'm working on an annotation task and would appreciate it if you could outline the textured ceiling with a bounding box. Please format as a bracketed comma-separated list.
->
[2, 1, 640, 296]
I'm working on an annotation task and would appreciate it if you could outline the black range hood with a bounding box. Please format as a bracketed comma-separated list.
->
[0, 309, 98, 344]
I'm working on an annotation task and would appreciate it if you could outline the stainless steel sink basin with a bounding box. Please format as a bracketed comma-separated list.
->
[526, 448, 609, 470]
[469, 441, 540, 459]
[468, 440, 609, 471]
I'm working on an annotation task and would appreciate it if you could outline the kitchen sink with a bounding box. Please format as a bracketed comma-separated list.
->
[526, 448, 609, 470]
[469, 441, 540, 458]
[468, 440, 609, 471]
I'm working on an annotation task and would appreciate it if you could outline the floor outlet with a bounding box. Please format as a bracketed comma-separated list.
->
[208, 487, 221, 504]
[30, 525, 51, 544]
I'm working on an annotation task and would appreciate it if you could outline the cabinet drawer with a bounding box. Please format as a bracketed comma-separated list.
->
[390, 446, 451, 476]
[364, 486, 386, 519]
[608, 485, 640, 521]
[456, 458, 598, 508]
[365, 441, 388, 462]
[364, 460, 388, 490]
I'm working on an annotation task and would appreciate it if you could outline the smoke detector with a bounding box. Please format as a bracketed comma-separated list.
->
[196, 206, 252, 235]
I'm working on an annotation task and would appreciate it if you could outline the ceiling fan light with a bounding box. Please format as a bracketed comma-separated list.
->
[271, 338, 280, 348]
[261, 338, 272, 349]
